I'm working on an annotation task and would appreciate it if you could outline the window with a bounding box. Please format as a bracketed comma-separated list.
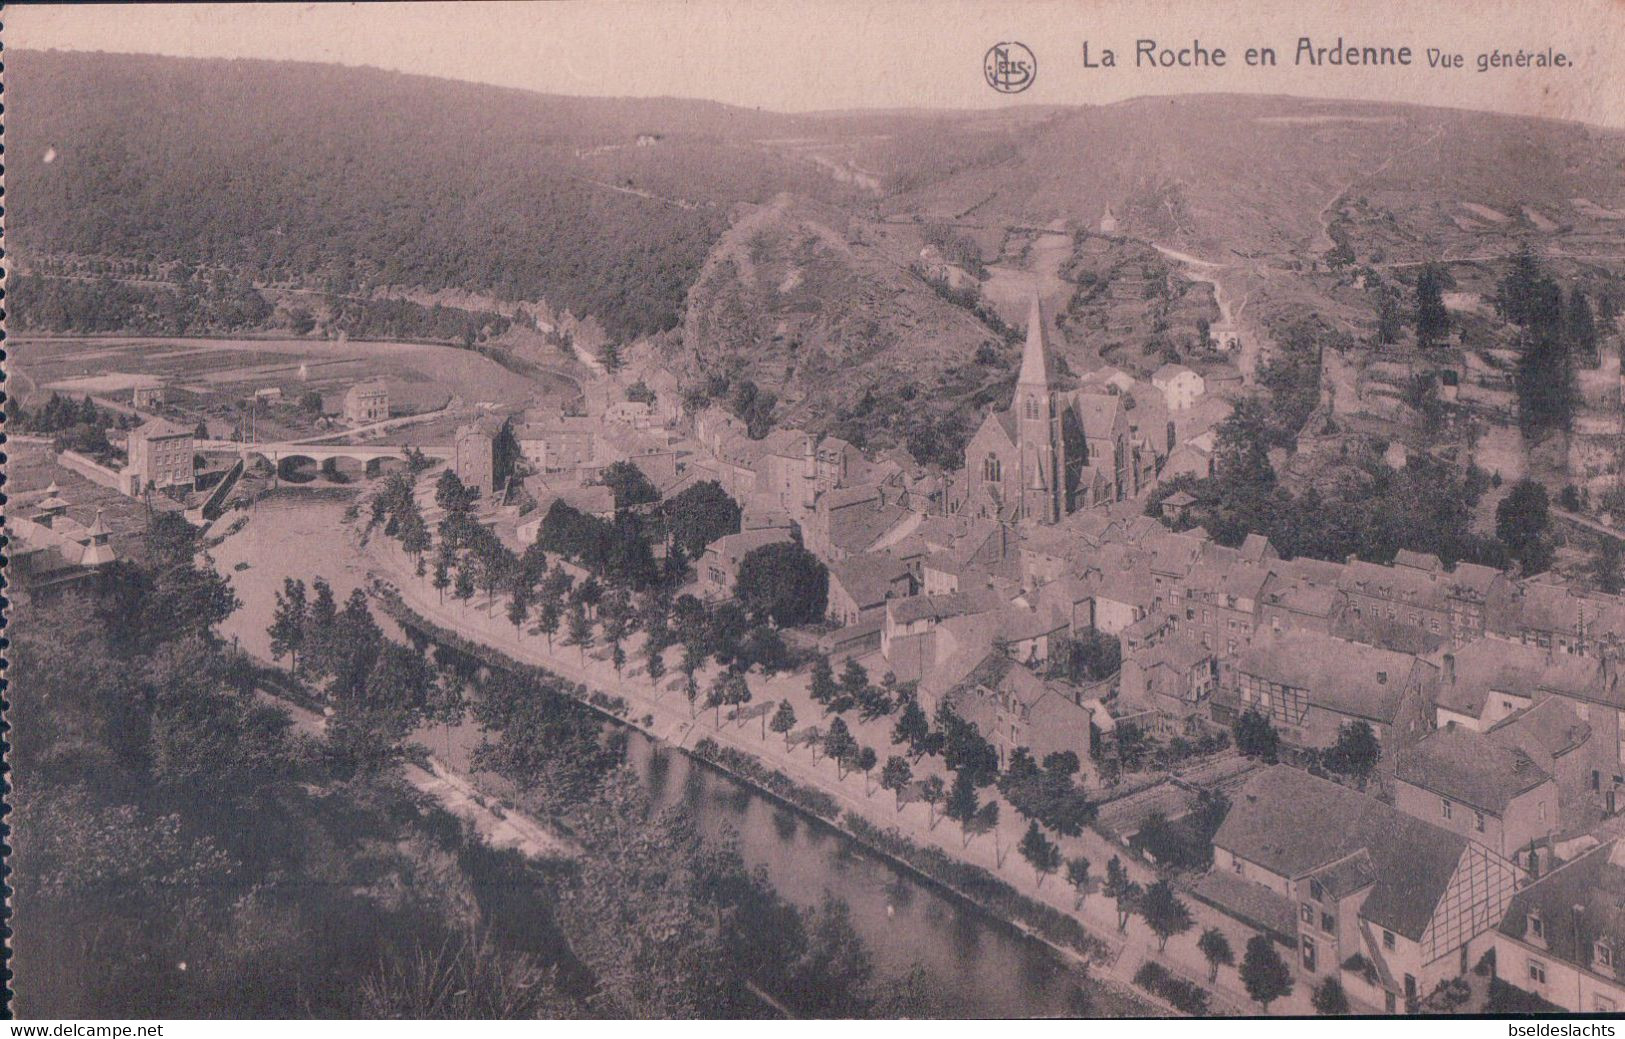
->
[1302, 936, 1317, 972]
[1321, 912, 1336, 934]
[1383, 930, 1396, 951]
[1598, 942, 1614, 969]
[1594, 770, 1603, 792]
[1233, 858, 1244, 876]
[1474, 811, 1486, 833]
[1528, 959, 1547, 985]
[1538, 801, 1547, 820]
[1301, 903, 1315, 924]
[1529, 913, 1544, 939]
[1310, 879, 1324, 902]
[1441, 798, 1453, 820]
[1596, 996, 1617, 1013]
[1384, 992, 1396, 1013]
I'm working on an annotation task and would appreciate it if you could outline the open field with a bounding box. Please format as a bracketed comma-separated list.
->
[12, 334, 578, 443]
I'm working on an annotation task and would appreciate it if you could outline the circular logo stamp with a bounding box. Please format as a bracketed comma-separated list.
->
[984, 42, 1037, 93]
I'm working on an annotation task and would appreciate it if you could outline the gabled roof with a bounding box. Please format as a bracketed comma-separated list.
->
[1215, 765, 1469, 940]
[1433, 637, 1550, 719]
[1234, 632, 1424, 725]
[1072, 393, 1125, 441]
[1489, 697, 1592, 765]
[132, 417, 190, 440]
[1499, 840, 1625, 980]
[1394, 723, 1551, 815]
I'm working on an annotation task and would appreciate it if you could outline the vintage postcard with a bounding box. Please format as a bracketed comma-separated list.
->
[6, 0, 1625, 1022]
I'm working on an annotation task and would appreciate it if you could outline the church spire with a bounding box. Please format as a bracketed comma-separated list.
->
[1017, 294, 1053, 389]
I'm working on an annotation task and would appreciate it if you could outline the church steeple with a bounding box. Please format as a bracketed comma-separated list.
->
[1017, 294, 1054, 390]
[1013, 294, 1066, 525]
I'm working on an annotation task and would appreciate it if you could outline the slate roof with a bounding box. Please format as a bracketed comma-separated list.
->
[1498, 840, 1625, 981]
[1233, 632, 1423, 725]
[1214, 765, 1469, 940]
[1433, 638, 1550, 719]
[1488, 697, 1593, 764]
[1394, 724, 1551, 815]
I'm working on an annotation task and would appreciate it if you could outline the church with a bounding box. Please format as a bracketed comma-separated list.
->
[954, 296, 1135, 526]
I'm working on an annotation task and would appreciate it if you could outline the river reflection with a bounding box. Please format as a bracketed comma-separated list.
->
[623, 736, 1083, 1018]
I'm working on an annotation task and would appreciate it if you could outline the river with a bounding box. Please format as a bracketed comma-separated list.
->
[216, 493, 1116, 1018]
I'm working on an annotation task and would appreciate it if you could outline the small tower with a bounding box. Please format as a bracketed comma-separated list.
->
[34, 482, 70, 528]
[1014, 295, 1067, 524]
[78, 510, 117, 568]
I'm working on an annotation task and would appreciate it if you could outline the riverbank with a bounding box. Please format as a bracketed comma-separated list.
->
[373, 584, 1157, 1018]
[359, 501, 1325, 1015]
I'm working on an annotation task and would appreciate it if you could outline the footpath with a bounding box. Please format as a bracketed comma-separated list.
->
[361, 521, 1319, 1017]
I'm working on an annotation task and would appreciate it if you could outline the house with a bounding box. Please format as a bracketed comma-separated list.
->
[1160, 490, 1197, 525]
[1152, 362, 1205, 411]
[343, 380, 390, 424]
[513, 480, 617, 545]
[1492, 579, 1625, 659]
[1430, 638, 1550, 731]
[453, 416, 518, 495]
[1393, 722, 1560, 866]
[881, 588, 1005, 685]
[1203, 766, 1518, 1012]
[10, 491, 120, 597]
[698, 527, 794, 602]
[131, 382, 165, 409]
[826, 553, 915, 627]
[1169, 553, 1274, 658]
[1118, 635, 1219, 735]
[1487, 697, 1611, 834]
[1214, 632, 1437, 762]
[125, 418, 195, 493]
[801, 484, 912, 563]
[1259, 576, 1346, 639]
[1493, 840, 1625, 1012]
[941, 652, 1095, 767]
[514, 416, 598, 472]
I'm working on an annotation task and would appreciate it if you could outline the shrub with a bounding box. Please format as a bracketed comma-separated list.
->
[1133, 961, 1212, 1016]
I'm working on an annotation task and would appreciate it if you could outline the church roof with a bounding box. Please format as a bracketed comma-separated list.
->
[1016, 295, 1054, 389]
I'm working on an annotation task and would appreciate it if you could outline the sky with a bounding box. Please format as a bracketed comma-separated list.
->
[9, 0, 1624, 126]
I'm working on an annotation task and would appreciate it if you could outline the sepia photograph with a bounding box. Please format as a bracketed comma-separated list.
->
[5, 0, 1625, 1021]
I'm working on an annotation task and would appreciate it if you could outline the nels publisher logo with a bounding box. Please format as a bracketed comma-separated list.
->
[984, 42, 1036, 93]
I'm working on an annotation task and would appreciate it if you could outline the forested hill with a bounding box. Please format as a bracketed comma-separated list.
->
[5, 50, 871, 340]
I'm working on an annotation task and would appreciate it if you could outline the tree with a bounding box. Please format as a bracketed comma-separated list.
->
[506, 587, 530, 639]
[1326, 720, 1382, 788]
[599, 460, 658, 511]
[770, 700, 798, 747]
[1017, 821, 1061, 887]
[1198, 928, 1235, 983]
[1414, 264, 1450, 349]
[663, 481, 741, 558]
[1138, 880, 1194, 952]
[919, 775, 946, 829]
[734, 541, 828, 626]
[1595, 539, 1623, 597]
[566, 604, 594, 662]
[977, 801, 1003, 865]
[1312, 975, 1350, 1016]
[946, 769, 982, 846]
[1065, 856, 1092, 909]
[892, 696, 931, 761]
[1103, 856, 1142, 933]
[268, 578, 308, 672]
[431, 545, 454, 602]
[809, 654, 839, 706]
[856, 746, 879, 793]
[435, 469, 472, 513]
[1240, 935, 1294, 1012]
[823, 717, 857, 776]
[839, 657, 870, 700]
[680, 644, 703, 716]
[536, 598, 561, 649]
[1497, 479, 1552, 572]
[645, 642, 667, 683]
[1233, 709, 1280, 762]
[453, 564, 477, 612]
[880, 756, 912, 810]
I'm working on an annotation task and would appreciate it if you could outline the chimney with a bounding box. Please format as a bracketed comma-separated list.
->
[1443, 652, 1456, 686]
